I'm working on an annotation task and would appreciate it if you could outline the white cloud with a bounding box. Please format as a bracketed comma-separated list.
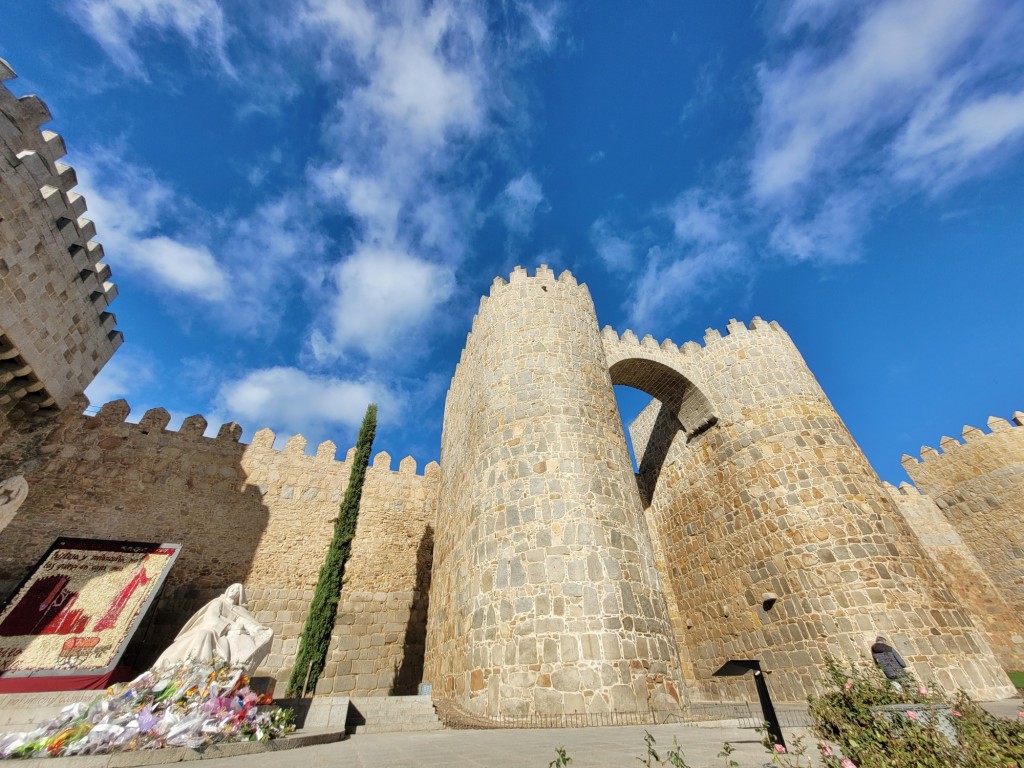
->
[74, 151, 231, 301]
[892, 84, 1024, 189]
[751, 0, 990, 202]
[497, 172, 545, 234]
[317, 247, 456, 359]
[667, 191, 731, 246]
[750, 0, 1024, 263]
[769, 189, 871, 265]
[74, 0, 233, 78]
[589, 217, 636, 273]
[629, 245, 743, 330]
[83, 348, 155, 406]
[299, 0, 555, 358]
[217, 365, 403, 442]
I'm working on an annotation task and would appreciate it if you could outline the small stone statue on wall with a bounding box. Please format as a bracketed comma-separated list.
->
[154, 583, 273, 674]
[0, 475, 28, 532]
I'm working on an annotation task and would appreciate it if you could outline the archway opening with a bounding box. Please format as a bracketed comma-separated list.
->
[609, 358, 716, 508]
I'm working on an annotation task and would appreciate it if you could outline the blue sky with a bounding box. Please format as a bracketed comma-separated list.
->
[3, 0, 1024, 483]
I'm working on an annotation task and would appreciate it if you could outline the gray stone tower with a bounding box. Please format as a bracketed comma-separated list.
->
[424, 266, 683, 718]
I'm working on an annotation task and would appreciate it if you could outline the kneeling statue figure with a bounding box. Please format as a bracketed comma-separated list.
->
[155, 584, 272, 674]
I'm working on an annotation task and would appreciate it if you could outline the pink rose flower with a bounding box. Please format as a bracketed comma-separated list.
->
[906, 710, 919, 721]
[918, 686, 927, 695]
[844, 681, 853, 691]
[841, 759, 857, 768]
[774, 743, 786, 753]
[818, 743, 833, 756]
[951, 710, 961, 717]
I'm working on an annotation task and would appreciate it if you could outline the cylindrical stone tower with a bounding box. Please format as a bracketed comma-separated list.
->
[616, 319, 1015, 701]
[424, 265, 683, 718]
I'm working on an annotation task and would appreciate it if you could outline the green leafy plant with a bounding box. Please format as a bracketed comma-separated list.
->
[808, 656, 1024, 768]
[286, 404, 377, 697]
[631, 731, 690, 768]
[548, 745, 572, 768]
[717, 741, 739, 768]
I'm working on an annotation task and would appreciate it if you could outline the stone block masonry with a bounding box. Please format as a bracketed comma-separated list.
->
[901, 414, 1024, 671]
[884, 481, 1024, 671]
[3, 60, 1020, 714]
[613, 318, 1015, 702]
[0, 400, 437, 695]
[316, 453, 438, 698]
[426, 266, 684, 719]
[0, 62, 120, 426]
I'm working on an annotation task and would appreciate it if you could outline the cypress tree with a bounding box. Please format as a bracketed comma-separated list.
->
[287, 403, 377, 696]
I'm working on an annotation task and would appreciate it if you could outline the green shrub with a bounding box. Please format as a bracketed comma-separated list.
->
[809, 656, 1024, 768]
[286, 404, 377, 697]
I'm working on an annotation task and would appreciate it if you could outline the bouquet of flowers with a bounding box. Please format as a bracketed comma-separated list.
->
[0, 660, 294, 759]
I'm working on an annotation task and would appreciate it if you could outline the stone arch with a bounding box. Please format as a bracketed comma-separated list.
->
[607, 355, 717, 508]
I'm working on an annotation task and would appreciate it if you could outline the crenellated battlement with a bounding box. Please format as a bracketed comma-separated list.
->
[86, 399, 437, 478]
[901, 411, 1024, 468]
[0, 59, 121, 414]
[457, 264, 585, 372]
[600, 315, 788, 357]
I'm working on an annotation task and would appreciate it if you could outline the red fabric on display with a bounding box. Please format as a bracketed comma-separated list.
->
[0, 666, 132, 693]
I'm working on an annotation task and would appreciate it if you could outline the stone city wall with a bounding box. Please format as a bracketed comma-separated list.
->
[426, 266, 683, 719]
[883, 481, 1024, 671]
[317, 453, 438, 697]
[901, 414, 1024, 655]
[0, 62, 120, 422]
[0, 399, 434, 694]
[610, 319, 1014, 702]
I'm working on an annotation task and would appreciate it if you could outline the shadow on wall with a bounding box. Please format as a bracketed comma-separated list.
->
[0, 399, 272, 673]
[391, 524, 434, 694]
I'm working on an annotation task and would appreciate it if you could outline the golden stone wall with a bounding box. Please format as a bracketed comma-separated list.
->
[901, 414, 1024, 670]
[610, 319, 1014, 702]
[0, 399, 435, 695]
[0, 62, 120, 422]
[316, 453, 438, 697]
[425, 266, 683, 719]
[883, 481, 1024, 671]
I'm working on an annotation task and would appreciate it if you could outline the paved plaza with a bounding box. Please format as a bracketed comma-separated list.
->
[217, 723, 822, 768]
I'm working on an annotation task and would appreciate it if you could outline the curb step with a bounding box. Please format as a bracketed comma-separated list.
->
[345, 695, 443, 735]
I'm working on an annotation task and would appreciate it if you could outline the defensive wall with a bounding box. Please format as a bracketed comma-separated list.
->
[0, 61, 120, 430]
[0, 399, 436, 698]
[611, 316, 1013, 702]
[899, 414, 1024, 671]
[1, 57, 1022, 715]
[883, 479, 1024, 671]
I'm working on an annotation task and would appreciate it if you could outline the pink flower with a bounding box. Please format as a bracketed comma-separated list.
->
[906, 710, 919, 721]
[951, 710, 961, 717]
[844, 681, 853, 691]
[818, 743, 833, 757]
[841, 760, 857, 768]
[1019, 711, 1024, 719]
[774, 743, 786, 753]
[918, 686, 928, 695]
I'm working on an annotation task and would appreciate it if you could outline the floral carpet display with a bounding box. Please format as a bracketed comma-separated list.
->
[0, 660, 294, 758]
[0, 538, 180, 686]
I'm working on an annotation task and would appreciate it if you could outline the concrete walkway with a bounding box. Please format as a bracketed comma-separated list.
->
[206, 723, 824, 768]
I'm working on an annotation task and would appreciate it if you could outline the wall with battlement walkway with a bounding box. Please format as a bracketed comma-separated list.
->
[0, 398, 436, 696]
[883, 480, 1024, 671]
[901, 413, 1024, 670]
[0, 61, 120, 428]
[613, 318, 1015, 702]
[425, 265, 684, 719]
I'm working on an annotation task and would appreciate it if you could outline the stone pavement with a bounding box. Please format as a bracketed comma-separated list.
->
[206, 723, 824, 768]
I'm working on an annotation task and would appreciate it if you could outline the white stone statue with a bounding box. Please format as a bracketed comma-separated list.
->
[0, 475, 28, 532]
[154, 584, 273, 675]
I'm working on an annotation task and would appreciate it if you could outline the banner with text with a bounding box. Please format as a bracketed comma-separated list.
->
[0, 538, 180, 678]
